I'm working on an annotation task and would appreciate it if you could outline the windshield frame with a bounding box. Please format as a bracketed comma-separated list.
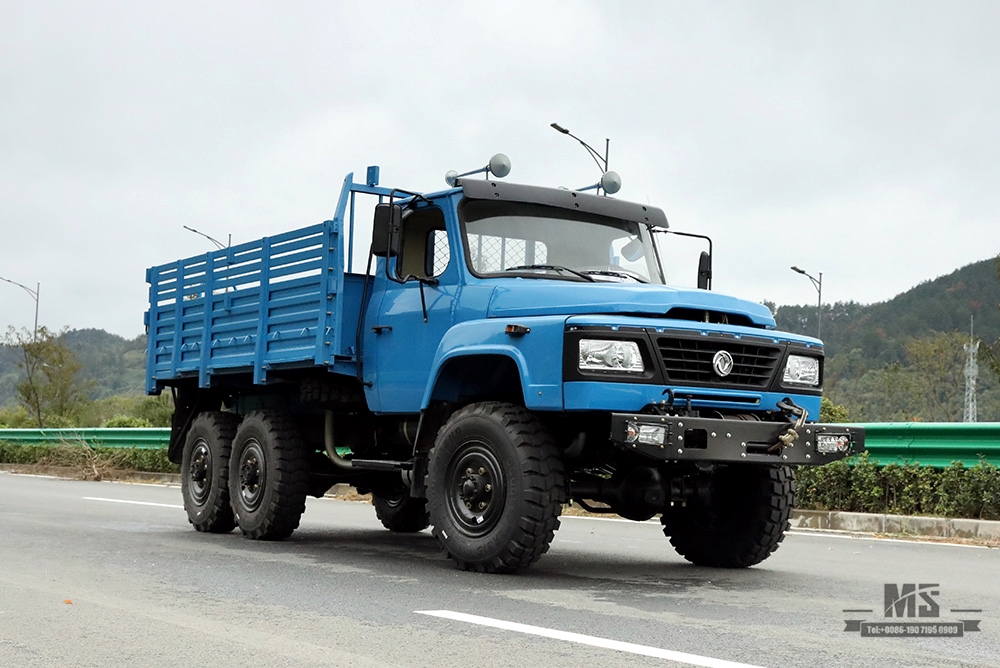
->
[457, 198, 666, 285]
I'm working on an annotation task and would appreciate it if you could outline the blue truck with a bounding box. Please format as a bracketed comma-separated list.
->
[145, 155, 863, 573]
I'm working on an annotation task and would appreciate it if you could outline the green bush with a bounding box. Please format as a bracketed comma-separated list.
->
[797, 457, 1000, 520]
[0, 406, 34, 428]
[78, 394, 173, 428]
[100, 415, 154, 428]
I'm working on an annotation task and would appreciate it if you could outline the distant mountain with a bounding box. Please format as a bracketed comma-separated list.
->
[60, 329, 148, 399]
[0, 329, 147, 407]
[772, 257, 1000, 367]
[0, 344, 22, 409]
[772, 256, 1000, 421]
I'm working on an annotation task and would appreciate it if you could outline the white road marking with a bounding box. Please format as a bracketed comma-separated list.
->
[83, 496, 183, 509]
[415, 610, 768, 668]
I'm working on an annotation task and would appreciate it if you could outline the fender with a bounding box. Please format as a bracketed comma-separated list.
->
[421, 316, 568, 410]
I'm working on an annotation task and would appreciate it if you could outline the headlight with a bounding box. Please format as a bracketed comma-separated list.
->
[578, 339, 645, 373]
[783, 354, 820, 386]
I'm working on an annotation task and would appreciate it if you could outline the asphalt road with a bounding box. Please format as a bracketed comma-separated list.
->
[1, 473, 998, 668]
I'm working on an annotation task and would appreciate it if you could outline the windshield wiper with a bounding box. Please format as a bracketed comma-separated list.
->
[505, 264, 596, 282]
[580, 269, 647, 283]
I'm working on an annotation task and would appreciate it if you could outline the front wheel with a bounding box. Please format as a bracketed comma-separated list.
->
[661, 464, 794, 568]
[228, 411, 309, 541]
[427, 402, 565, 573]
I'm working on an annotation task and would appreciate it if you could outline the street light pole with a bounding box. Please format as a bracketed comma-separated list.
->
[0, 276, 40, 339]
[790, 266, 822, 339]
[550, 122, 609, 174]
[550, 122, 622, 196]
[183, 225, 229, 250]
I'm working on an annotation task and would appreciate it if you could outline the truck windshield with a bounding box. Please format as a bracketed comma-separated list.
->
[458, 200, 665, 284]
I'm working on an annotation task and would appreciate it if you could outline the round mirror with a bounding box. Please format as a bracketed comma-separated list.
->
[488, 153, 511, 178]
[600, 170, 622, 195]
[444, 170, 459, 187]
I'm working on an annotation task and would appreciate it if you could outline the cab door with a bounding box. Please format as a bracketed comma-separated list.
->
[364, 205, 458, 413]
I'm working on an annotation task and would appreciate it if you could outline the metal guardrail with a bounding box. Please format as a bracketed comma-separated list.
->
[0, 428, 169, 450]
[856, 422, 1000, 468]
[0, 423, 998, 468]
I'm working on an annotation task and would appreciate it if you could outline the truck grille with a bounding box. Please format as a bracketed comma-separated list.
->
[655, 336, 781, 387]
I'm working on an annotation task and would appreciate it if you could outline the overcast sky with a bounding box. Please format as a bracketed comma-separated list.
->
[1, 1, 997, 338]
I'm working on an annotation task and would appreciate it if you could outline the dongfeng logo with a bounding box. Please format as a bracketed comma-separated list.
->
[712, 350, 734, 377]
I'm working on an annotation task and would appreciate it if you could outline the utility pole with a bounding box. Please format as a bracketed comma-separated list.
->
[964, 315, 978, 423]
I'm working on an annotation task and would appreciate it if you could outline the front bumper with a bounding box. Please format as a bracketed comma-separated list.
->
[609, 413, 864, 466]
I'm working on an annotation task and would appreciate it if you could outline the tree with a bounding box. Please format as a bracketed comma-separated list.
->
[982, 255, 1000, 384]
[819, 397, 850, 423]
[3, 326, 90, 427]
[905, 331, 967, 421]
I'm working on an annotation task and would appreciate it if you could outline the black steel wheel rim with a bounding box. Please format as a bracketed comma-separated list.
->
[188, 439, 212, 505]
[238, 439, 266, 511]
[445, 441, 506, 537]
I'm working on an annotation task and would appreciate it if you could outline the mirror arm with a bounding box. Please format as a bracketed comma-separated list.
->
[649, 226, 714, 290]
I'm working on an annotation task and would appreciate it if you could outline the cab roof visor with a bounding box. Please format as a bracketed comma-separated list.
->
[460, 180, 669, 228]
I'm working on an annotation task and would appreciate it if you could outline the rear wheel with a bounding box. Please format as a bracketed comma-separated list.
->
[229, 411, 309, 540]
[181, 411, 241, 533]
[427, 402, 565, 573]
[372, 484, 430, 533]
[662, 464, 794, 568]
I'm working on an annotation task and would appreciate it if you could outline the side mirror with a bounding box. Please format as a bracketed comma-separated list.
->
[697, 251, 712, 290]
[372, 204, 402, 257]
[620, 236, 645, 262]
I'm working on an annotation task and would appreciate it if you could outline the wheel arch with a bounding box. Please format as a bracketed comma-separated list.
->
[420, 317, 567, 411]
[424, 352, 526, 408]
[168, 382, 225, 464]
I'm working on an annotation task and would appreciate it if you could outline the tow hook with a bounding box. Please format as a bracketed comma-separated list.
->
[771, 399, 808, 451]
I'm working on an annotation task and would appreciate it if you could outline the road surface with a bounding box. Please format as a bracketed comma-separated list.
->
[1, 473, 997, 667]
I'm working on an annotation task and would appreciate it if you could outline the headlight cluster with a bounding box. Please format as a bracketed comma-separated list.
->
[578, 339, 644, 373]
[783, 354, 820, 386]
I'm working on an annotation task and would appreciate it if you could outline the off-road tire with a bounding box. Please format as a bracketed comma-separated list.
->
[372, 486, 431, 533]
[228, 410, 310, 541]
[181, 411, 241, 533]
[427, 402, 565, 573]
[662, 464, 794, 568]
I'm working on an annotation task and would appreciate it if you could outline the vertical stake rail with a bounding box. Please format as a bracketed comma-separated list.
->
[199, 253, 216, 388]
[253, 238, 272, 385]
[316, 223, 340, 363]
[169, 260, 185, 379]
[145, 267, 157, 393]
[348, 190, 356, 273]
